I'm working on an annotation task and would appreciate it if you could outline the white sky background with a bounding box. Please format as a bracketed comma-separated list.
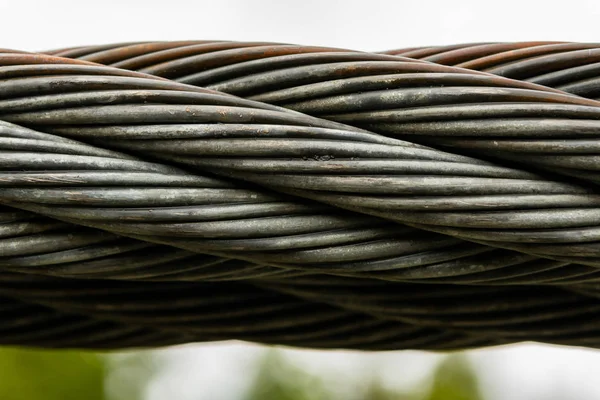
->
[3, 0, 600, 399]
[2, 0, 600, 52]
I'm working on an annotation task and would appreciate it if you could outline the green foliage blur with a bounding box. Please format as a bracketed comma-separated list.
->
[0, 347, 104, 400]
[245, 351, 329, 400]
[426, 355, 483, 400]
[246, 351, 483, 400]
[0, 347, 483, 400]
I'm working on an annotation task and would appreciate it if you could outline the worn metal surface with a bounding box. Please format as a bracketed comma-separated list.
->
[2, 41, 600, 350]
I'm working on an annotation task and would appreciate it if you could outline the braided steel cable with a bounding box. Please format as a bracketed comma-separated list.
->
[2, 41, 600, 350]
[4, 52, 600, 265]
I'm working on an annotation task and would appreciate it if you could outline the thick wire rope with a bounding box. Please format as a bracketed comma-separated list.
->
[2, 41, 600, 350]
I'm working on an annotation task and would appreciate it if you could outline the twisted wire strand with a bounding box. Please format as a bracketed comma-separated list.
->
[383, 42, 600, 95]
[6, 199, 598, 285]
[255, 279, 600, 346]
[1, 41, 600, 350]
[1, 119, 494, 279]
[56, 41, 600, 186]
[0, 271, 495, 351]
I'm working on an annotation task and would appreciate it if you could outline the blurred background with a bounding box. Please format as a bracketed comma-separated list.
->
[2, 0, 600, 398]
